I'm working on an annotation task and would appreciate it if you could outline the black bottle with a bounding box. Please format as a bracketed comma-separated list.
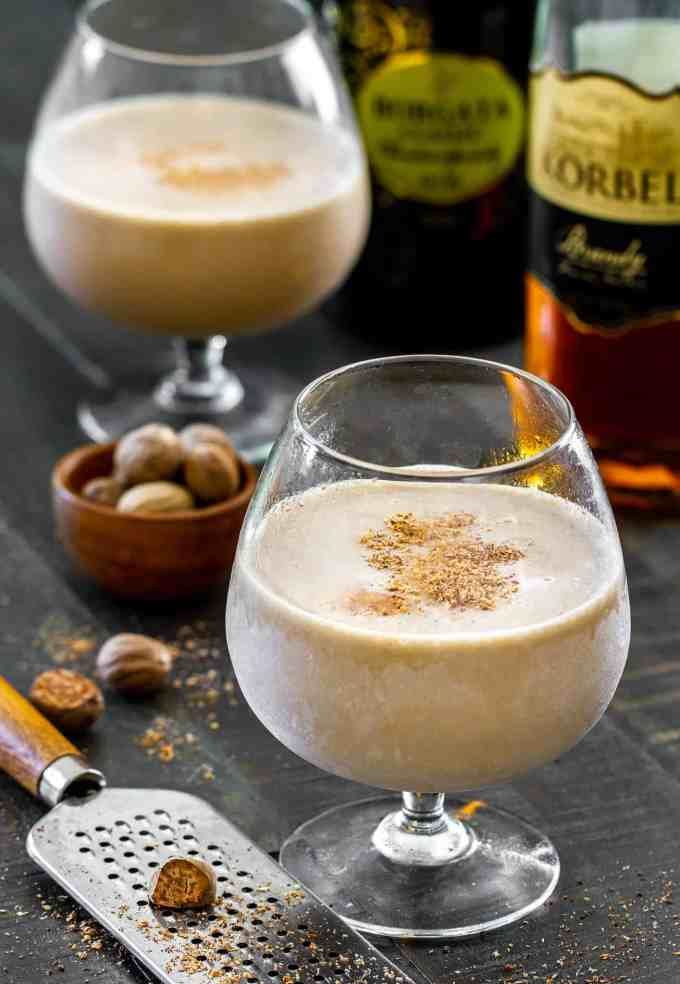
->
[324, 0, 535, 348]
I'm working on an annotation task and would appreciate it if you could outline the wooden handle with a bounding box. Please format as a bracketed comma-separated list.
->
[0, 675, 79, 798]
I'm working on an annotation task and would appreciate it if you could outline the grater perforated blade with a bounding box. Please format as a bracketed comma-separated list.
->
[28, 787, 411, 984]
[0, 675, 411, 984]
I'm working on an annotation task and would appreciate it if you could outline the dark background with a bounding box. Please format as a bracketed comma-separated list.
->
[1, 3, 680, 983]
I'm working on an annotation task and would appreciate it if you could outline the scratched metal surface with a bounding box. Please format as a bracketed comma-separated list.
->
[1, 3, 680, 983]
[28, 788, 409, 984]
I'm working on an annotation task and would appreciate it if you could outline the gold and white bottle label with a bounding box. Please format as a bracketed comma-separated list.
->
[528, 69, 680, 333]
[529, 69, 680, 225]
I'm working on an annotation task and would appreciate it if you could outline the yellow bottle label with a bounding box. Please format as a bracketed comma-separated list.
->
[358, 51, 525, 205]
[529, 68, 680, 224]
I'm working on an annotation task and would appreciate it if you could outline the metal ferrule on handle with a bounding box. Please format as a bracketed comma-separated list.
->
[0, 675, 105, 805]
[39, 754, 106, 807]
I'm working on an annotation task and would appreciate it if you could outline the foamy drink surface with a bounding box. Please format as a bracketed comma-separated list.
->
[26, 95, 369, 334]
[227, 480, 630, 791]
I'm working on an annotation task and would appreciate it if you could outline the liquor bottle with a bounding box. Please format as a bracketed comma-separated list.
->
[324, 1, 534, 347]
[527, 1, 680, 510]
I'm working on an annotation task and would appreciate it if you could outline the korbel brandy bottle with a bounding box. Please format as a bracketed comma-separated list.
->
[527, 1, 680, 509]
[325, 0, 534, 347]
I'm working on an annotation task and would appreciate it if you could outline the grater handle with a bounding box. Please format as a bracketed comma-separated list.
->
[0, 675, 90, 801]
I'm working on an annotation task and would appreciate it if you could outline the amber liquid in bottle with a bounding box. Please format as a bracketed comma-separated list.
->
[526, 282, 680, 509]
[527, 6, 680, 510]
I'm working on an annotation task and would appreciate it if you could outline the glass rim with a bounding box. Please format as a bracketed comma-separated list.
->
[77, 0, 314, 68]
[293, 354, 577, 479]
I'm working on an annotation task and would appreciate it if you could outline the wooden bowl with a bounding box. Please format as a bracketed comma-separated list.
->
[52, 442, 257, 601]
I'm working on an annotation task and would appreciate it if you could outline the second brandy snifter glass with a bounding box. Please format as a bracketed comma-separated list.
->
[24, 0, 369, 461]
[226, 355, 630, 939]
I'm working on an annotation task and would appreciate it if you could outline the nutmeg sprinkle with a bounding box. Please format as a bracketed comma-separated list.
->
[357, 511, 524, 614]
[347, 590, 409, 617]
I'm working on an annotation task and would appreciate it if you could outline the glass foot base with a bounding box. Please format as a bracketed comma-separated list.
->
[280, 795, 559, 940]
[78, 366, 299, 464]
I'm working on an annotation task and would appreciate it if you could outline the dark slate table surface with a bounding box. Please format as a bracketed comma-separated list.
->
[1, 4, 680, 983]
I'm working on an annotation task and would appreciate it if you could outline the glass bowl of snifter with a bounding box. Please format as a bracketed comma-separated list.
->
[227, 355, 630, 939]
[24, 0, 370, 461]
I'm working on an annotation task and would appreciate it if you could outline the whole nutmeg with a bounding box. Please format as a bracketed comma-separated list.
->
[149, 857, 217, 909]
[81, 476, 123, 507]
[179, 423, 236, 456]
[97, 633, 173, 696]
[184, 443, 240, 503]
[30, 669, 104, 733]
[117, 481, 194, 514]
[114, 423, 184, 486]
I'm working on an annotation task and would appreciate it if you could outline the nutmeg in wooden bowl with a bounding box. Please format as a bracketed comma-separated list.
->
[52, 442, 256, 601]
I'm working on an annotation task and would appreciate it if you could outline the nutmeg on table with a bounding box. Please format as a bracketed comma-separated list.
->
[96, 633, 173, 696]
[29, 668, 105, 733]
[26, 634, 172, 730]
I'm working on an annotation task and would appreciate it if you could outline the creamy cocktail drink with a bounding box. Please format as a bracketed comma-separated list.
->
[227, 480, 629, 792]
[25, 95, 369, 337]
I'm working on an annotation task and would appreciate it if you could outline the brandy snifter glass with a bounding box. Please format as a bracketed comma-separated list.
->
[226, 355, 630, 938]
[24, 0, 369, 460]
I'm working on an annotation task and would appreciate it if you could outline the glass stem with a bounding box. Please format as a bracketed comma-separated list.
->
[155, 336, 244, 413]
[400, 792, 448, 834]
[372, 792, 473, 867]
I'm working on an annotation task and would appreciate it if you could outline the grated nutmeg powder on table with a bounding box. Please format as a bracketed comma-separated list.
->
[35, 614, 97, 665]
